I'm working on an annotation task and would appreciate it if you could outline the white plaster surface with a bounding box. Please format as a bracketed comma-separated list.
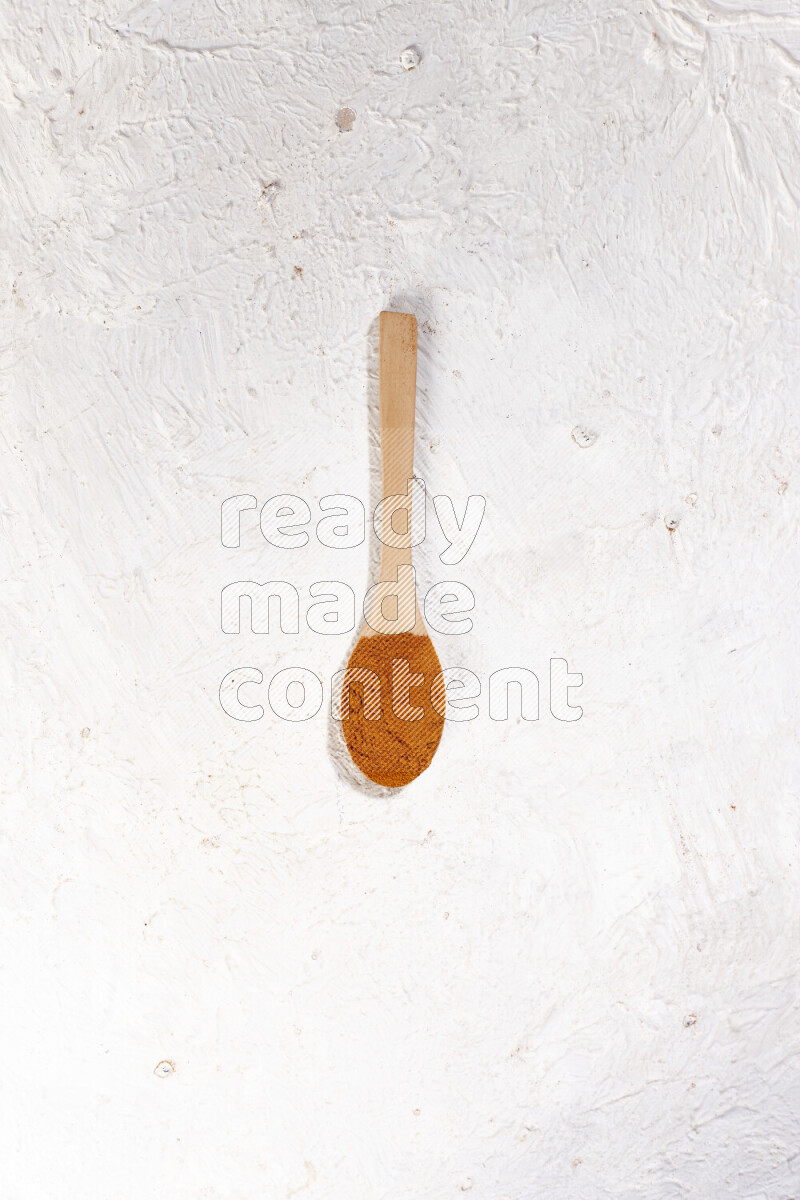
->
[3, 0, 800, 1196]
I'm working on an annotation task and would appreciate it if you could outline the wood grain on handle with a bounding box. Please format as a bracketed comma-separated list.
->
[379, 311, 417, 496]
[369, 311, 425, 633]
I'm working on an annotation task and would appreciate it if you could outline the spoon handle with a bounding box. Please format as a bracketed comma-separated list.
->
[379, 310, 417, 492]
[378, 311, 417, 579]
[362, 311, 426, 634]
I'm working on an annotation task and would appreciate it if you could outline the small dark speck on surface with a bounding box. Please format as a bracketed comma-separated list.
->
[400, 46, 421, 70]
[293, 265, 303, 277]
[572, 426, 598, 448]
[683, 1014, 697, 1027]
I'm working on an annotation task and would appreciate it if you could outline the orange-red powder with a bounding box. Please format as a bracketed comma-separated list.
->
[341, 632, 445, 788]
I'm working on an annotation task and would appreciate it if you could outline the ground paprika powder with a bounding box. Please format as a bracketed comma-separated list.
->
[341, 632, 445, 788]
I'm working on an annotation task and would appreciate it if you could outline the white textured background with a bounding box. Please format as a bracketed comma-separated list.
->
[3, 0, 800, 1196]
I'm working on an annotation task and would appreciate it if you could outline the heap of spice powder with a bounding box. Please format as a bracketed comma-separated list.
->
[341, 632, 445, 788]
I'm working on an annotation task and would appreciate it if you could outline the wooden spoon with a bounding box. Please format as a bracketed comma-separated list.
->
[340, 312, 445, 788]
